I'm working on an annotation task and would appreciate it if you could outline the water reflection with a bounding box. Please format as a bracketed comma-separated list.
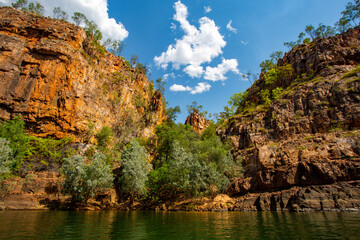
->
[0, 210, 359, 239]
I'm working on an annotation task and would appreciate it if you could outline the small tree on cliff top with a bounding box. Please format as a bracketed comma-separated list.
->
[11, 0, 27, 9]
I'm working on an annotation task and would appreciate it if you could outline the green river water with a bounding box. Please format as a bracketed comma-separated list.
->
[0, 211, 359, 239]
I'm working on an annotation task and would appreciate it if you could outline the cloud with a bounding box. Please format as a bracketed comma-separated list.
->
[170, 84, 192, 92]
[154, 0, 226, 71]
[183, 65, 204, 78]
[204, 6, 212, 14]
[241, 41, 249, 45]
[170, 22, 177, 31]
[190, 82, 211, 94]
[204, 59, 240, 81]
[0, 0, 128, 41]
[226, 20, 237, 33]
[163, 73, 175, 80]
[169, 82, 211, 94]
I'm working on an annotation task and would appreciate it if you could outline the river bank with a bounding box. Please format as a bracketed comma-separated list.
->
[1, 171, 359, 212]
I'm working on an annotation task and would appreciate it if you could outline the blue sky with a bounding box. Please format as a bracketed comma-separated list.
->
[106, 0, 347, 122]
[1, 0, 348, 122]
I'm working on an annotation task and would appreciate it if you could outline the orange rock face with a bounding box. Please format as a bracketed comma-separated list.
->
[185, 110, 209, 133]
[0, 7, 164, 141]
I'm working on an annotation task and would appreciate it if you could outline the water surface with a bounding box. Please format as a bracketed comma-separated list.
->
[0, 211, 359, 239]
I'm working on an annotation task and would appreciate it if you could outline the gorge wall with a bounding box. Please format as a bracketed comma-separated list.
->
[0, 7, 164, 142]
[217, 26, 360, 211]
[0, 7, 359, 211]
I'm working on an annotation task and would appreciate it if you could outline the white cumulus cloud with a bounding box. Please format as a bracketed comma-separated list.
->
[170, 84, 192, 92]
[226, 20, 237, 33]
[204, 6, 212, 14]
[183, 65, 204, 78]
[170, 82, 211, 94]
[204, 59, 240, 81]
[154, 0, 226, 72]
[190, 82, 211, 94]
[0, 0, 128, 41]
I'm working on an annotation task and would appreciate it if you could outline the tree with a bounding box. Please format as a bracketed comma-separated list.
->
[259, 59, 275, 73]
[167, 106, 181, 123]
[53, 7, 68, 20]
[61, 153, 114, 203]
[155, 77, 165, 95]
[220, 91, 249, 118]
[27, 2, 44, 16]
[95, 126, 113, 148]
[119, 140, 151, 197]
[324, 25, 336, 38]
[0, 138, 13, 182]
[342, 1, 360, 25]
[269, 51, 284, 62]
[85, 20, 103, 41]
[72, 12, 88, 26]
[104, 38, 125, 56]
[130, 55, 139, 68]
[305, 25, 316, 40]
[335, 17, 352, 33]
[0, 117, 31, 171]
[11, 0, 27, 9]
[186, 101, 203, 115]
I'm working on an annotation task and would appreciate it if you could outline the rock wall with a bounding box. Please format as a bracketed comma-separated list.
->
[185, 110, 209, 133]
[218, 26, 360, 211]
[0, 7, 164, 141]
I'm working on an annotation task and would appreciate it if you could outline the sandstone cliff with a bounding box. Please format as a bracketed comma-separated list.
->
[185, 110, 209, 133]
[217, 26, 360, 211]
[0, 7, 164, 142]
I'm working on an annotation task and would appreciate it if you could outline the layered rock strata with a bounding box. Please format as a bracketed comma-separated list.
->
[0, 7, 164, 141]
[217, 26, 360, 211]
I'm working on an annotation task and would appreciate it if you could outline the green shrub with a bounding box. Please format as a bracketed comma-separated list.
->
[118, 140, 151, 197]
[0, 138, 13, 182]
[277, 64, 294, 82]
[96, 126, 113, 148]
[61, 153, 114, 203]
[168, 141, 230, 196]
[147, 122, 242, 200]
[146, 164, 171, 202]
[0, 118, 74, 172]
[272, 87, 284, 100]
[134, 93, 145, 108]
[264, 68, 278, 85]
[260, 89, 272, 105]
[0, 117, 31, 171]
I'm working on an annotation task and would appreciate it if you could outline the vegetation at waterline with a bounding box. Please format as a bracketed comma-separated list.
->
[0, 115, 241, 204]
[147, 122, 242, 203]
[61, 153, 113, 203]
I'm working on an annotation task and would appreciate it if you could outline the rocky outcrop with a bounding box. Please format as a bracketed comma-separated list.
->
[217, 26, 360, 210]
[185, 110, 209, 133]
[0, 171, 118, 210]
[149, 181, 360, 212]
[0, 7, 164, 141]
